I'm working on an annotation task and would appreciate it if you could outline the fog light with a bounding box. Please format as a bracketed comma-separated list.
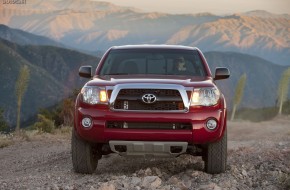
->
[206, 119, 217, 130]
[82, 117, 92, 128]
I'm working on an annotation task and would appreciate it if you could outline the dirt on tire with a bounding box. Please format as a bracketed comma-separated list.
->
[0, 117, 289, 190]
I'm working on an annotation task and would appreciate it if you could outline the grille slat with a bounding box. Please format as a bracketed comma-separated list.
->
[117, 89, 180, 96]
[113, 89, 184, 111]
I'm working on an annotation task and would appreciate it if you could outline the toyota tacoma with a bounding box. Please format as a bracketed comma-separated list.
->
[72, 45, 230, 174]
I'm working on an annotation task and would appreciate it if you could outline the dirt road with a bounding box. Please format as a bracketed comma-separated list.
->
[0, 117, 289, 190]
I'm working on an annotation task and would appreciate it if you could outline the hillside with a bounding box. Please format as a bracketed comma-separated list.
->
[0, 38, 288, 126]
[0, 25, 288, 126]
[1, 0, 289, 65]
[0, 39, 100, 126]
[0, 24, 62, 47]
[204, 52, 289, 109]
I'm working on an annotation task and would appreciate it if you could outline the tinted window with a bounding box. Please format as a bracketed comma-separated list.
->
[99, 49, 206, 76]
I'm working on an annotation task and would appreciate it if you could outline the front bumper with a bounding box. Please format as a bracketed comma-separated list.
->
[74, 106, 227, 145]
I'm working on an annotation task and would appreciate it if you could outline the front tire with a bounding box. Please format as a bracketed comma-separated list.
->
[71, 128, 99, 174]
[204, 130, 227, 174]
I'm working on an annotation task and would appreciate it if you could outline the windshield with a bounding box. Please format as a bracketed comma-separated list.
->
[99, 49, 206, 76]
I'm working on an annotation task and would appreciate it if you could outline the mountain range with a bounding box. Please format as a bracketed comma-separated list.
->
[1, 0, 289, 65]
[0, 26, 289, 127]
[0, 24, 62, 47]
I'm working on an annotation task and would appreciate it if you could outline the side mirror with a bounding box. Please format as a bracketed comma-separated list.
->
[79, 66, 92, 78]
[214, 67, 230, 80]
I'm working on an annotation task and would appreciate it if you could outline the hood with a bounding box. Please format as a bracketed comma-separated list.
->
[85, 75, 215, 88]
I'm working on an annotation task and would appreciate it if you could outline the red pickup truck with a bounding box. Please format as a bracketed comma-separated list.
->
[72, 45, 230, 174]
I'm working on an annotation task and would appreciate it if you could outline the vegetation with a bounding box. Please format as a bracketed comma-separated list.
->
[277, 68, 290, 115]
[0, 135, 13, 148]
[33, 114, 55, 133]
[32, 97, 75, 134]
[233, 99, 290, 122]
[15, 65, 30, 132]
[231, 74, 247, 121]
[36, 89, 78, 131]
[0, 108, 9, 132]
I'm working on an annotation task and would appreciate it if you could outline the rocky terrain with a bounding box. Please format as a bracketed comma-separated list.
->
[0, 117, 289, 190]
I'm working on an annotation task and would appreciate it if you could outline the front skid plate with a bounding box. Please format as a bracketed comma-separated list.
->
[109, 141, 188, 157]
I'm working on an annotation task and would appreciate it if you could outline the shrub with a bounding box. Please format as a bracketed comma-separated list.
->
[0, 136, 13, 148]
[33, 114, 55, 133]
[234, 107, 278, 122]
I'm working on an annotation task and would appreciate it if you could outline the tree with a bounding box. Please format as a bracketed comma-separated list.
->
[15, 65, 30, 132]
[0, 109, 9, 132]
[231, 74, 247, 121]
[277, 67, 290, 115]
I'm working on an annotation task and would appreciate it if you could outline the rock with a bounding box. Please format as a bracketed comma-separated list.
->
[142, 176, 162, 188]
[99, 182, 115, 190]
[191, 171, 200, 177]
[162, 172, 170, 179]
[183, 180, 192, 188]
[177, 182, 188, 190]
[152, 167, 162, 176]
[145, 168, 152, 176]
[252, 183, 259, 188]
[131, 177, 141, 186]
[122, 181, 129, 189]
[278, 142, 286, 146]
[261, 181, 268, 186]
[246, 178, 253, 187]
[151, 177, 162, 188]
[89, 186, 97, 190]
[169, 176, 179, 185]
[199, 183, 221, 190]
[134, 186, 141, 190]
[160, 185, 171, 190]
[137, 169, 145, 176]
[242, 169, 247, 177]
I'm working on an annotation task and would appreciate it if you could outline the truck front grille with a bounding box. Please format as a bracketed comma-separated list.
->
[113, 89, 184, 111]
[107, 121, 192, 130]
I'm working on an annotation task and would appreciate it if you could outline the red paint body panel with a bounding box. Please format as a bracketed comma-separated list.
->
[75, 103, 227, 145]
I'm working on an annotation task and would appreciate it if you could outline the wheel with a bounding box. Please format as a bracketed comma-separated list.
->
[71, 128, 100, 174]
[204, 129, 227, 174]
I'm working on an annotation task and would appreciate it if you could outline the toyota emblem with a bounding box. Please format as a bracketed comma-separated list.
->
[142, 94, 157, 104]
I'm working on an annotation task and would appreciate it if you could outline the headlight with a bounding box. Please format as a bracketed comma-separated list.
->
[81, 86, 108, 104]
[190, 88, 220, 106]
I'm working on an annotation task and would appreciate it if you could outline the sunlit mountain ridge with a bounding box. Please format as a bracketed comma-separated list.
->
[1, 0, 289, 65]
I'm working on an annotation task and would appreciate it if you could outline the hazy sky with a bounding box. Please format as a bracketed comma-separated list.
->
[96, 0, 290, 15]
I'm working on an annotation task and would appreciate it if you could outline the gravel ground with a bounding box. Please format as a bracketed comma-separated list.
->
[0, 118, 289, 190]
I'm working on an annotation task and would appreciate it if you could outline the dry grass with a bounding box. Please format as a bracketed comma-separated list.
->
[0, 127, 72, 149]
[0, 134, 14, 148]
[26, 126, 72, 141]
